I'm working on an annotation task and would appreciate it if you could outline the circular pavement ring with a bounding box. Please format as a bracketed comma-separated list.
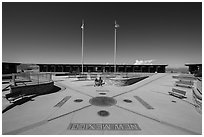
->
[74, 99, 83, 102]
[98, 110, 110, 117]
[99, 92, 106, 95]
[89, 96, 117, 107]
[123, 99, 132, 103]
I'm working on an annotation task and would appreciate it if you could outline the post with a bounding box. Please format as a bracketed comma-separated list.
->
[81, 20, 84, 75]
[49, 72, 52, 82]
[12, 73, 16, 86]
[28, 72, 31, 81]
[114, 27, 117, 73]
[38, 73, 39, 85]
[114, 20, 119, 73]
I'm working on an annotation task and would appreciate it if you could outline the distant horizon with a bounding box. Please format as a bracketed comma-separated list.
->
[2, 2, 202, 68]
[3, 60, 201, 69]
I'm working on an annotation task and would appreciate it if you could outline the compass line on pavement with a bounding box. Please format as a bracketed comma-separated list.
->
[112, 74, 168, 98]
[3, 105, 92, 135]
[63, 84, 94, 98]
[115, 105, 199, 135]
[48, 105, 92, 122]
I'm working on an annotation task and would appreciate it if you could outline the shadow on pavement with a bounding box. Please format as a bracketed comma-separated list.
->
[2, 85, 61, 113]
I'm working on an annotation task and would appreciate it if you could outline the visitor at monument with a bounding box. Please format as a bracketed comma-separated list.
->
[94, 77, 104, 87]
[94, 77, 99, 87]
[98, 77, 103, 86]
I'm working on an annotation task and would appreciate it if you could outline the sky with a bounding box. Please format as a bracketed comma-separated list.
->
[2, 2, 202, 67]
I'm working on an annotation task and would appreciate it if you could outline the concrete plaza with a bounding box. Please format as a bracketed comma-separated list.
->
[2, 73, 202, 135]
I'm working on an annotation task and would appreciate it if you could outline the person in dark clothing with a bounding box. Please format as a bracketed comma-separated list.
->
[94, 77, 104, 87]
[94, 77, 99, 87]
[98, 77, 103, 86]
[95, 77, 98, 82]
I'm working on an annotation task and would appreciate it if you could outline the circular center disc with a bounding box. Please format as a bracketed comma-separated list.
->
[98, 110, 110, 116]
[123, 99, 132, 103]
[99, 92, 106, 95]
[74, 99, 83, 102]
[89, 96, 117, 107]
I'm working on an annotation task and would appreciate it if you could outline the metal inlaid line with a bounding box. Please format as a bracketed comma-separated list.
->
[112, 74, 168, 98]
[115, 105, 199, 135]
[3, 120, 48, 135]
[65, 84, 93, 98]
[151, 91, 197, 107]
[115, 105, 160, 122]
[4, 105, 92, 135]
[48, 105, 92, 122]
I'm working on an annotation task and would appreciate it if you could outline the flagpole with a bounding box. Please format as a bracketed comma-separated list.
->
[114, 20, 117, 73]
[81, 20, 84, 75]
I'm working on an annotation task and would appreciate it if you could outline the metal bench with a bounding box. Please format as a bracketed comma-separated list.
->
[175, 83, 192, 88]
[168, 88, 187, 99]
[175, 80, 193, 85]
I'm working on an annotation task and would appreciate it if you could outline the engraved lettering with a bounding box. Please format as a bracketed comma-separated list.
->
[86, 124, 95, 130]
[67, 123, 141, 131]
[77, 124, 85, 130]
[95, 124, 102, 130]
[102, 124, 111, 130]
[114, 124, 124, 130]
[70, 123, 78, 130]
[130, 124, 141, 130]
[123, 124, 131, 130]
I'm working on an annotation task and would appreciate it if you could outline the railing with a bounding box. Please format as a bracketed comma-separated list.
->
[8, 72, 52, 86]
[195, 77, 202, 95]
[192, 77, 202, 114]
[73, 72, 154, 81]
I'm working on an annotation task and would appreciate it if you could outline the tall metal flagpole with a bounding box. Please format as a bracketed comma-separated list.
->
[114, 20, 119, 73]
[81, 20, 84, 74]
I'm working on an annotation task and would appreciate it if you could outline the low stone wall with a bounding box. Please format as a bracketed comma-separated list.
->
[109, 76, 149, 86]
[193, 79, 202, 101]
[10, 81, 54, 95]
[124, 76, 149, 86]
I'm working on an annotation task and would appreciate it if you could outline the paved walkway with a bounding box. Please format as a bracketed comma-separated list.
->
[2, 73, 202, 135]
